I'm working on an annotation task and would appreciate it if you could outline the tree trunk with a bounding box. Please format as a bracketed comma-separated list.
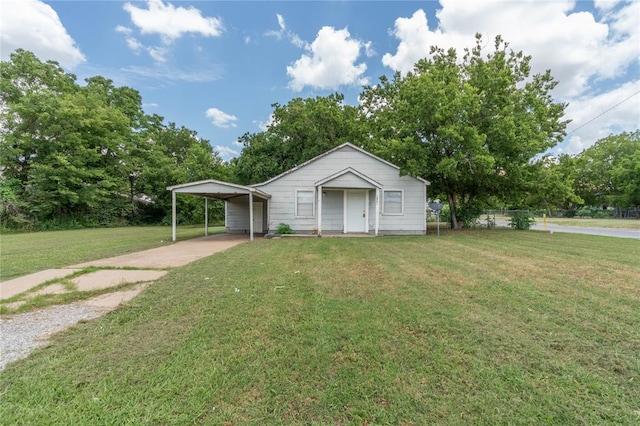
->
[542, 198, 551, 217]
[447, 192, 462, 229]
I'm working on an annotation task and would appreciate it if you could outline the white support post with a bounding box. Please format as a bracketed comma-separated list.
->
[317, 185, 322, 236]
[375, 188, 380, 236]
[204, 197, 208, 236]
[171, 190, 177, 242]
[249, 191, 254, 241]
[343, 190, 348, 234]
[365, 190, 369, 233]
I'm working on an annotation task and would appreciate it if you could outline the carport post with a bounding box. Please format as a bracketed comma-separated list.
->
[375, 188, 380, 236]
[171, 190, 176, 242]
[249, 190, 254, 241]
[204, 198, 208, 236]
[317, 185, 322, 236]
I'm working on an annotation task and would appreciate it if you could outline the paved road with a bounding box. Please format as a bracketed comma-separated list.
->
[496, 220, 640, 239]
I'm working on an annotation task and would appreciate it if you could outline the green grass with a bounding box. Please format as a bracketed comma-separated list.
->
[0, 225, 224, 281]
[1, 230, 639, 424]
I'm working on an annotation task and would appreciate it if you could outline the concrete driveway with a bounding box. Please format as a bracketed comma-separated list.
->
[1, 233, 250, 301]
[1, 233, 251, 369]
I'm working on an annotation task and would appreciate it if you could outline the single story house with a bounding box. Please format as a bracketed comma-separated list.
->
[167, 142, 430, 241]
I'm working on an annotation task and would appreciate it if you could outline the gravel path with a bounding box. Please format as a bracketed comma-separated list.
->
[0, 304, 107, 370]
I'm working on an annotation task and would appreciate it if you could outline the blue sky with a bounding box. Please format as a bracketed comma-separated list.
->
[1, 0, 639, 160]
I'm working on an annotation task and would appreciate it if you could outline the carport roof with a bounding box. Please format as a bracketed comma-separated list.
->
[167, 179, 271, 200]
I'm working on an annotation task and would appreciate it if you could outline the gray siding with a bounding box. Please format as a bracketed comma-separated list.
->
[321, 190, 344, 231]
[256, 145, 426, 234]
[225, 196, 268, 234]
[322, 172, 376, 189]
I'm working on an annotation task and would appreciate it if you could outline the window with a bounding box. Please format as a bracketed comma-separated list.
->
[383, 190, 403, 215]
[296, 190, 314, 217]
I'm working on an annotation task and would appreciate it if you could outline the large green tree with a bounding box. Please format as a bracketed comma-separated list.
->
[0, 50, 132, 222]
[526, 155, 583, 216]
[574, 131, 639, 216]
[232, 93, 365, 184]
[360, 35, 568, 228]
[0, 49, 229, 228]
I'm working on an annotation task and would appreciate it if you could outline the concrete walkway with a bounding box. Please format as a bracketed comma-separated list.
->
[0, 233, 249, 302]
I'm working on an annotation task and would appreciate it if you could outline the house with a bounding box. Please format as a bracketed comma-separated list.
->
[167, 143, 429, 241]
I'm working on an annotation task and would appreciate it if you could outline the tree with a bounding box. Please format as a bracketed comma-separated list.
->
[0, 51, 134, 223]
[0, 49, 230, 228]
[527, 155, 582, 216]
[232, 93, 365, 184]
[360, 34, 568, 228]
[574, 131, 639, 216]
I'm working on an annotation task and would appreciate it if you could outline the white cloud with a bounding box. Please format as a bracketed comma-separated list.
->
[121, 65, 223, 83]
[206, 108, 238, 128]
[215, 145, 239, 160]
[384, 2, 639, 98]
[119, 0, 223, 63]
[0, 0, 85, 69]
[276, 13, 286, 32]
[287, 26, 369, 91]
[123, 0, 223, 41]
[556, 80, 640, 155]
[382, 10, 438, 76]
[265, 13, 308, 49]
[253, 114, 275, 132]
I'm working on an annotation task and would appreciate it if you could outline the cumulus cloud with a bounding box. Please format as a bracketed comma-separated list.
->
[118, 0, 223, 63]
[0, 0, 85, 68]
[206, 108, 238, 128]
[123, 0, 223, 41]
[384, 1, 638, 98]
[287, 26, 370, 91]
[558, 80, 640, 155]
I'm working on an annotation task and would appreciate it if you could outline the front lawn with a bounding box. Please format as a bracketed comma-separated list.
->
[1, 230, 638, 424]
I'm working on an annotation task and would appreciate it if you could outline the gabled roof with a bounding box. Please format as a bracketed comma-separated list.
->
[253, 142, 430, 187]
[167, 179, 271, 200]
[315, 167, 382, 188]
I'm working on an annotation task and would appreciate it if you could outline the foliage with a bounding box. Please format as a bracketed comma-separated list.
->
[2, 234, 639, 423]
[0, 50, 229, 229]
[360, 34, 568, 229]
[527, 155, 583, 215]
[573, 131, 639, 214]
[276, 222, 295, 234]
[508, 211, 536, 230]
[232, 93, 365, 184]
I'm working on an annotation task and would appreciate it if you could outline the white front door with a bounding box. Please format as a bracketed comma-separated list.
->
[345, 190, 367, 233]
[252, 202, 263, 233]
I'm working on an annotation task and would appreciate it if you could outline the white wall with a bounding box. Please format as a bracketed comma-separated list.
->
[256, 145, 426, 234]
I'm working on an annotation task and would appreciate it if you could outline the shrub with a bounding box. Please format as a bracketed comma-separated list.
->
[508, 211, 536, 230]
[276, 223, 295, 234]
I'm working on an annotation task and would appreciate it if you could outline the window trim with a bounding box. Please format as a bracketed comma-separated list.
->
[382, 189, 404, 215]
[295, 189, 315, 218]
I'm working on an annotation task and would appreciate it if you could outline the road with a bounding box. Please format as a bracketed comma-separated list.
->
[495, 220, 640, 239]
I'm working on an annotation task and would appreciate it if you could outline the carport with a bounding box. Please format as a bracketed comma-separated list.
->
[167, 180, 271, 242]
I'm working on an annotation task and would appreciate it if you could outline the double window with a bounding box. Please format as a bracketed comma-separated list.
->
[295, 190, 315, 217]
[382, 190, 403, 215]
